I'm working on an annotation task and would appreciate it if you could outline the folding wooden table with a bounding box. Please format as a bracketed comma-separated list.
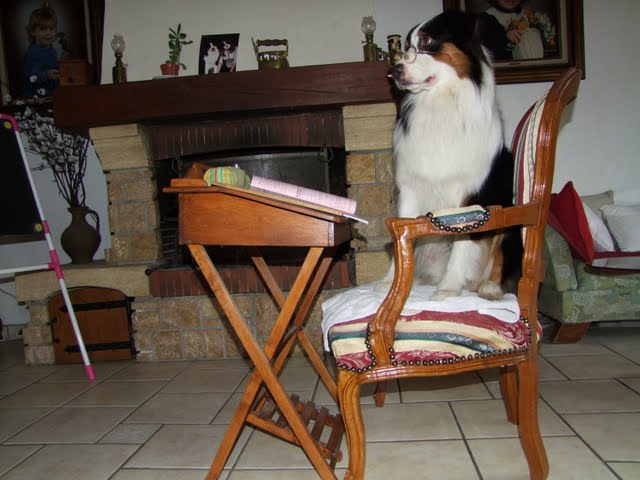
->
[165, 174, 350, 479]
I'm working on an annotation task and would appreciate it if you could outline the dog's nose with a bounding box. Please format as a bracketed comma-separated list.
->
[388, 64, 404, 80]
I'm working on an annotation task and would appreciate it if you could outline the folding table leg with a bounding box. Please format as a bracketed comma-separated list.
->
[190, 245, 337, 480]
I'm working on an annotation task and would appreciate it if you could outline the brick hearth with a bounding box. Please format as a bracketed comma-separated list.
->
[149, 260, 353, 297]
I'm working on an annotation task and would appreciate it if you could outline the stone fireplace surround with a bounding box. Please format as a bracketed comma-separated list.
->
[16, 61, 399, 364]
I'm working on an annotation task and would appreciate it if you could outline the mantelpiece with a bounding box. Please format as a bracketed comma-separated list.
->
[53, 61, 395, 130]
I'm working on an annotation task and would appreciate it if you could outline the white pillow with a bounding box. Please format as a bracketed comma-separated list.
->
[581, 201, 615, 252]
[601, 204, 640, 252]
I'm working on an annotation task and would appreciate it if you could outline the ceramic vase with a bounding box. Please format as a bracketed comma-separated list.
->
[60, 206, 101, 264]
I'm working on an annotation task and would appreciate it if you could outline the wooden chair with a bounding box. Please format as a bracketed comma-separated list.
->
[322, 67, 581, 480]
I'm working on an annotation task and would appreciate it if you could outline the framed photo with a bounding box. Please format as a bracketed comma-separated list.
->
[0, 0, 104, 105]
[443, 0, 585, 84]
[198, 33, 240, 75]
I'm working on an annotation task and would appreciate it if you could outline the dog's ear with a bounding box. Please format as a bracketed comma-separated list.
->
[470, 14, 493, 63]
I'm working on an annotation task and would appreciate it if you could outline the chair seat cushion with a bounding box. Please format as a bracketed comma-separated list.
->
[322, 283, 532, 372]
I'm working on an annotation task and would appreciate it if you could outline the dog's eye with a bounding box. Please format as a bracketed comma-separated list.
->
[418, 36, 434, 51]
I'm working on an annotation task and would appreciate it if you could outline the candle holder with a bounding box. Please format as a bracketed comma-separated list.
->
[111, 34, 127, 83]
[361, 16, 379, 62]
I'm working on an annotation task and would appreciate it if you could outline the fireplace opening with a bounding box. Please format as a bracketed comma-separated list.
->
[153, 146, 351, 268]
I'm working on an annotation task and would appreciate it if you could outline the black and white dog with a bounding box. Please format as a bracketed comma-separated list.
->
[385, 10, 521, 301]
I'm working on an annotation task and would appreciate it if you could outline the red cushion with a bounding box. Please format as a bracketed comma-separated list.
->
[548, 181, 594, 263]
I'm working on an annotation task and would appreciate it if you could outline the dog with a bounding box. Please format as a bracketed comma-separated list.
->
[203, 43, 221, 74]
[384, 10, 522, 301]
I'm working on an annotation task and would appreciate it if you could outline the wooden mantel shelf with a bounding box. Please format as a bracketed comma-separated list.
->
[53, 61, 396, 130]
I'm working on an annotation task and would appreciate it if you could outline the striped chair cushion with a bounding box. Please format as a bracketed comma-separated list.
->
[323, 284, 533, 373]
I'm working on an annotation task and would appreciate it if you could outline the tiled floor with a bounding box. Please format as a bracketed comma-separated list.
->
[1, 324, 640, 479]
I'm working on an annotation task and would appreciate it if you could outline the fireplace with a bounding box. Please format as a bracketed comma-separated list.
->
[17, 62, 399, 363]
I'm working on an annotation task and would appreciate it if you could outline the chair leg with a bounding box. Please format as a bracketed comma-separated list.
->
[338, 370, 366, 480]
[499, 365, 518, 424]
[517, 356, 549, 480]
[373, 381, 387, 407]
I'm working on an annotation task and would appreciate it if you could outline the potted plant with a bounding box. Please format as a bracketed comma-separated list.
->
[161, 23, 193, 76]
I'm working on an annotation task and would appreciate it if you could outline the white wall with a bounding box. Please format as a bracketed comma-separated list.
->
[2, 0, 638, 329]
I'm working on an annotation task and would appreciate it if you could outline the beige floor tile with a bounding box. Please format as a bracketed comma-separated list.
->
[545, 354, 640, 379]
[540, 379, 640, 413]
[276, 365, 319, 391]
[67, 380, 166, 407]
[6, 406, 134, 444]
[161, 368, 247, 393]
[188, 358, 251, 370]
[564, 413, 640, 461]
[126, 424, 250, 469]
[0, 443, 137, 480]
[125, 392, 231, 424]
[1, 364, 57, 377]
[452, 399, 571, 438]
[234, 429, 319, 469]
[0, 408, 52, 442]
[362, 440, 478, 480]
[112, 469, 216, 480]
[540, 342, 611, 356]
[469, 436, 617, 480]
[0, 381, 91, 407]
[620, 377, 640, 394]
[0, 445, 41, 476]
[107, 362, 190, 381]
[602, 343, 640, 364]
[228, 469, 316, 479]
[361, 402, 461, 442]
[0, 370, 53, 395]
[39, 361, 130, 382]
[399, 372, 491, 402]
[99, 423, 161, 444]
[211, 392, 244, 424]
[609, 462, 640, 479]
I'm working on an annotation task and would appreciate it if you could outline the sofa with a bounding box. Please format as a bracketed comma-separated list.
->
[538, 183, 640, 342]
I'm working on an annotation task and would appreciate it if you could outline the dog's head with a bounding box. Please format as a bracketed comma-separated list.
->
[389, 10, 490, 93]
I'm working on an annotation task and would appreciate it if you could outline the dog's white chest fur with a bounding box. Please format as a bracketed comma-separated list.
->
[393, 75, 503, 216]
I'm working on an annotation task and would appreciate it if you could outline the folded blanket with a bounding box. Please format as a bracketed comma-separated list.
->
[321, 282, 520, 350]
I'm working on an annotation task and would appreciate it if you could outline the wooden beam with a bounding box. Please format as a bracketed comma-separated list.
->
[53, 61, 395, 130]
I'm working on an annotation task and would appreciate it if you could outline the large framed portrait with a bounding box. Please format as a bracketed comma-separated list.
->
[0, 0, 104, 105]
[443, 0, 585, 84]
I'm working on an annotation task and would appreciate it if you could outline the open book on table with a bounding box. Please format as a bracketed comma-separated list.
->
[248, 175, 366, 223]
[174, 163, 369, 224]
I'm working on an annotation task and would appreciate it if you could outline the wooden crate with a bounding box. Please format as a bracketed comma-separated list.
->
[49, 286, 135, 364]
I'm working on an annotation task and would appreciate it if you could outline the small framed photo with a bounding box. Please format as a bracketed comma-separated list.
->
[198, 33, 240, 75]
[443, 0, 585, 84]
[0, 0, 103, 105]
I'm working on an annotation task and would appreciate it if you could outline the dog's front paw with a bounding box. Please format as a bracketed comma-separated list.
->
[431, 289, 460, 301]
[478, 281, 504, 300]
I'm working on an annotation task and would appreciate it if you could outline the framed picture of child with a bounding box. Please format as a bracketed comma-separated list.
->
[442, 0, 585, 84]
[0, 0, 104, 105]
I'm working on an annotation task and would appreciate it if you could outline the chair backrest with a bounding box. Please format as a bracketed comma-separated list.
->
[512, 67, 581, 211]
[509, 67, 581, 316]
